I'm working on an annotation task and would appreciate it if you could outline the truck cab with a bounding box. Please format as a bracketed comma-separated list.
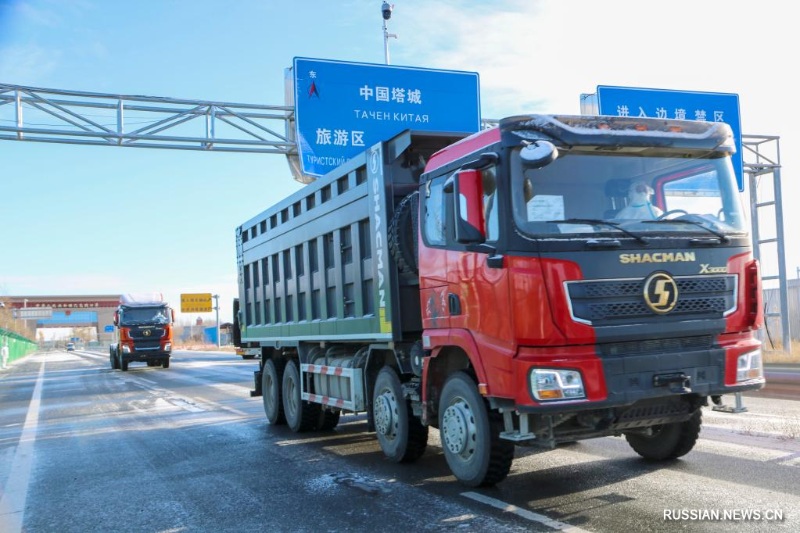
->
[110, 293, 175, 371]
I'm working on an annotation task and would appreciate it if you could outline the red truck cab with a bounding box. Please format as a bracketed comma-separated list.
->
[110, 293, 175, 371]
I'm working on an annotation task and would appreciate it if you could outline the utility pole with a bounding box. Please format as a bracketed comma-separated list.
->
[213, 294, 220, 349]
[381, 2, 397, 65]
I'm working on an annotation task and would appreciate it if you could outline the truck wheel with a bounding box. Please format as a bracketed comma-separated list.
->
[625, 409, 702, 460]
[373, 367, 428, 462]
[162, 359, 170, 369]
[389, 191, 419, 277]
[318, 409, 341, 431]
[263, 359, 286, 425]
[121, 358, 129, 371]
[439, 372, 514, 487]
[110, 351, 119, 370]
[282, 360, 320, 432]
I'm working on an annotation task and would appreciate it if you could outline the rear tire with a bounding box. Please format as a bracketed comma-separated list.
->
[263, 359, 286, 425]
[625, 409, 702, 460]
[282, 360, 320, 432]
[439, 372, 514, 487]
[373, 367, 428, 462]
[318, 409, 341, 431]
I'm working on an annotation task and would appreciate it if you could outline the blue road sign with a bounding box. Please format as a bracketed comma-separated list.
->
[293, 57, 481, 177]
[104, 325, 114, 333]
[596, 86, 743, 191]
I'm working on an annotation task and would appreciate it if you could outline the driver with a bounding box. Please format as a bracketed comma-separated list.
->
[616, 180, 663, 220]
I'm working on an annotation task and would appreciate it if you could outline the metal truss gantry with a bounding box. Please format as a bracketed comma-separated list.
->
[0, 82, 295, 153]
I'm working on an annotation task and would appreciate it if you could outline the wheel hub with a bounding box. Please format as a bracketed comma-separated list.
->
[374, 394, 395, 436]
[442, 401, 473, 456]
[264, 374, 276, 410]
[285, 379, 297, 418]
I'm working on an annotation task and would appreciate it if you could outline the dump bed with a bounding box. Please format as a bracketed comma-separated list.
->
[236, 130, 461, 347]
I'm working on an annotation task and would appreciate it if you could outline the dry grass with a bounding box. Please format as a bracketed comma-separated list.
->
[762, 340, 800, 364]
[175, 342, 237, 353]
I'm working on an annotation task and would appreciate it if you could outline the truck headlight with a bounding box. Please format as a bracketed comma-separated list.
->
[121, 344, 131, 354]
[530, 369, 585, 401]
[736, 350, 763, 382]
[164, 342, 172, 352]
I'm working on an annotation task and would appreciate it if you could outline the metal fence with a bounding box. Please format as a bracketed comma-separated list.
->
[763, 280, 800, 347]
[0, 328, 38, 367]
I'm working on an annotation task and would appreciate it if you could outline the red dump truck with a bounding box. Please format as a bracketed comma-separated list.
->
[234, 114, 765, 486]
[110, 293, 175, 371]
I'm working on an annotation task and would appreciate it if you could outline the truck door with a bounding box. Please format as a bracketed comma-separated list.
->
[446, 167, 513, 348]
[419, 176, 451, 329]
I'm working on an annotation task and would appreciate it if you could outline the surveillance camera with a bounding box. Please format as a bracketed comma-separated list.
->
[381, 2, 392, 20]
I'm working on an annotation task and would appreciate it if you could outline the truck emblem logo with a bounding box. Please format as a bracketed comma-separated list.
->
[643, 272, 678, 314]
[369, 148, 380, 174]
[699, 264, 727, 274]
[143, 329, 152, 337]
[619, 251, 696, 264]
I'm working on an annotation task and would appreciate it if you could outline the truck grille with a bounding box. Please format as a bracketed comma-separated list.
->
[598, 335, 713, 357]
[566, 275, 736, 324]
[132, 340, 162, 351]
[129, 326, 165, 351]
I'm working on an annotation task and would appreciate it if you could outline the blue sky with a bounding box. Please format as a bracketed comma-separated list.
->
[1, 0, 797, 324]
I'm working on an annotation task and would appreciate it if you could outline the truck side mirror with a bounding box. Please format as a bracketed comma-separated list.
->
[447, 169, 485, 244]
[113, 310, 119, 326]
[171, 309, 175, 323]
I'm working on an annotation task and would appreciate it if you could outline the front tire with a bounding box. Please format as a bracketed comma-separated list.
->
[282, 360, 320, 432]
[373, 367, 428, 462]
[162, 358, 170, 369]
[439, 372, 514, 487]
[625, 409, 702, 460]
[263, 359, 286, 425]
[121, 357, 129, 371]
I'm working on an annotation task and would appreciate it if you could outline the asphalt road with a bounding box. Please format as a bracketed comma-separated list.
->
[1, 350, 799, 533]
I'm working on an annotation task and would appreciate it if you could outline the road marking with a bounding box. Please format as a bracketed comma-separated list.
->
[0, 361, 45, 533]
[461, 491, 591, 532]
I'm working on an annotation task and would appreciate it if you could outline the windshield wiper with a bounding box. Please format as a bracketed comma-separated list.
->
[642, 216, 730, 244]
[547, 219, 649, 244]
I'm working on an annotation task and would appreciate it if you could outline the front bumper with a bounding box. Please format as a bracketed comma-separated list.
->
[503, 335, 764, 414]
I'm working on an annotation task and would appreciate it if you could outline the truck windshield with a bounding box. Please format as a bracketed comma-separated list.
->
[119, 307, 170, 325]
[510, 148, 747, 239]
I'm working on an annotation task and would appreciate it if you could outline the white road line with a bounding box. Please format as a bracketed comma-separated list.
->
[461, 491, 591, 532]
[0, 361, 45, 533]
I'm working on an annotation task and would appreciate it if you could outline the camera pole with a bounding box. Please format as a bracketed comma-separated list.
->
[381, 2, 397, 65]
